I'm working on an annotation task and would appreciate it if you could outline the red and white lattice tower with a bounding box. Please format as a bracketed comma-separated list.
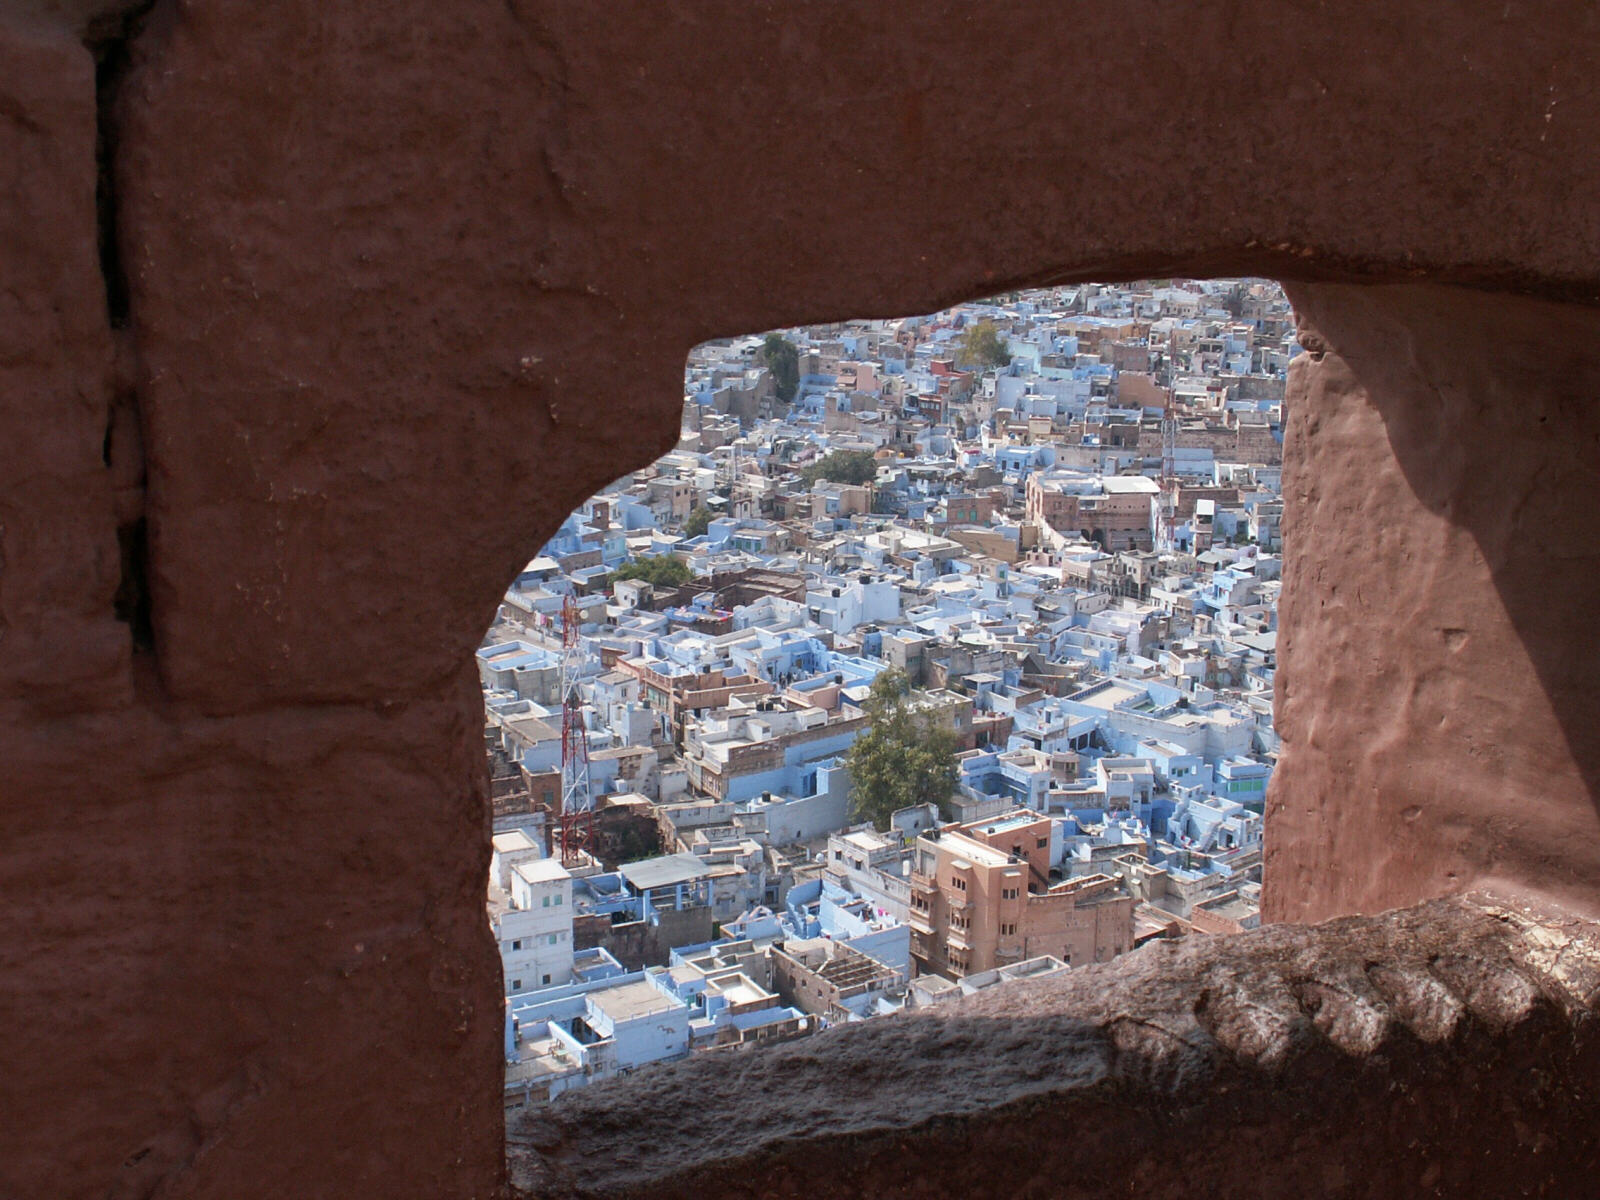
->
[1158, 391, 1179, 552]
[557, 593, 593, 867]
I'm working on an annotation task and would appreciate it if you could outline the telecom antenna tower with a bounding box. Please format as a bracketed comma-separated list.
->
[1159, 390, 1179, 552]
[557, 592, 594, 867]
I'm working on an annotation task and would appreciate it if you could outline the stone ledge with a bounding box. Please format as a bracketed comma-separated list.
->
[508, 895, 1600, 1198]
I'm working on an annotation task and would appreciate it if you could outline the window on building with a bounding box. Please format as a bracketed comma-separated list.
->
[511, 940, 522, 950]
[541, 974, 551, 986]
[542, 895, 551, 908]
[548, 934, 558, 945]
[512, 978, 522, 990]
[554, 894, 563, 905]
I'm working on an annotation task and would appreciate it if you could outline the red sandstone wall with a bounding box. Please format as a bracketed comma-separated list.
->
[76, 0, 1600, 710]
[3, 2, 1600, 1197]
[1266, 283, 1600, 924]
[511, 897, 1600, 1199]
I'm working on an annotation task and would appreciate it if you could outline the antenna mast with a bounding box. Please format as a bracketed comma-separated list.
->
[1159, 387, 1179, 552]
[557, 593, 593, 868]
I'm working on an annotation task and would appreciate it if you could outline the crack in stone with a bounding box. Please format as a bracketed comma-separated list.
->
[86, 0, 159, 661]
[87, 0, 154, 329]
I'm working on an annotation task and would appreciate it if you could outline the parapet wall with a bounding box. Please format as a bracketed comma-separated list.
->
[2, 2, 1599, 1197]
[1269, 284, 1600, 924]
[510, 895, 1600, 1198]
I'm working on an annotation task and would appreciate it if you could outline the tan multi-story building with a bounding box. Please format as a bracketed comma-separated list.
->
[618, 659, 773, 744]
[1025, 472, 1156, 551]
[1077, 476, 1158, 552]
[908, 810, 1134, 979]
[680, 698, 868, 801]
[1024, 472, 1082, 532]
[646, 474, 697, 522]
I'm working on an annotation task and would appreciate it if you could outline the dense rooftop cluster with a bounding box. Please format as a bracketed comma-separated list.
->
[481, 279, 1294, 1109]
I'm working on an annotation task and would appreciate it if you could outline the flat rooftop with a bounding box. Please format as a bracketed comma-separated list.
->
[492, 829, 539, 854]
[942, 835, 1016, 869]
[707, 976, 769, 1007]
[1100, 475, 1160, 494]
[1197, 894, 1259, 922]
[591, 980, 683, 1023]
[619, 853, 716, 892]
[514, 858, 571, 885]
[1071, 680, 1145, 711]
[971, 812, 1042, 836]
[843, 830, 894, 852]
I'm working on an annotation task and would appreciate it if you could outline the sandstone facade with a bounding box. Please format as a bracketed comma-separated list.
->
[2, 2, 1598, 1197]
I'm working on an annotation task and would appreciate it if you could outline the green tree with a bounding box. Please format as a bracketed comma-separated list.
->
[799, 449, 877, 487]
[683, 505, 712, 538]
[607, 555, 692, 588]
[758, 332, 800, 404]
[954, 319, 1011, 370]
[843, 667, 959, 830]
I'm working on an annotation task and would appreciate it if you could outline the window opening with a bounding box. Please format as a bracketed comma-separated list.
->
[485, 278, 1287, 1110]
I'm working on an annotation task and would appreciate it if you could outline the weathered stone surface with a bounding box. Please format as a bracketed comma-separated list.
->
[2, 1, 1600, 1198]
[110, 0, 1600, 712]
[0, 18, 126, 714]
[509, 896, 1600, 1198]
[0, 675, 502, 1199]
[1269, 284, 1600, 925]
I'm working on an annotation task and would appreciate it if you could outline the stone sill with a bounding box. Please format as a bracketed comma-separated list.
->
[509, 895, 1600, 1198]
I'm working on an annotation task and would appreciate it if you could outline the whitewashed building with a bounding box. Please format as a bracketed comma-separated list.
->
[497, 858, 574, 994]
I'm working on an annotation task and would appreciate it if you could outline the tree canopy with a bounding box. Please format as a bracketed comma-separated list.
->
[608, 555, 692, 588]
[842, 667, 959, 830]
[954, 319, 1012, 370]
[758, 332, 800, 404]
[799, 449, 877, 487]
[682, 505, 712, 538]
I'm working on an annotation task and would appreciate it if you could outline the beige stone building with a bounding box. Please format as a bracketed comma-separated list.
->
[908, 810, 1134, 979]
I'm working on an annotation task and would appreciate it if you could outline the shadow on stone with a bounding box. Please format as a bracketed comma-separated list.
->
[509, 896, 1600, 1198]
[1271, 282, 1600, 921]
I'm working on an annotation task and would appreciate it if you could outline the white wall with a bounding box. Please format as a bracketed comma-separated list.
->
[500, 864, 575, 992]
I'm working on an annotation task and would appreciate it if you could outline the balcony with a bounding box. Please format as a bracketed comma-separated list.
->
[907, 910, 934, 935]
